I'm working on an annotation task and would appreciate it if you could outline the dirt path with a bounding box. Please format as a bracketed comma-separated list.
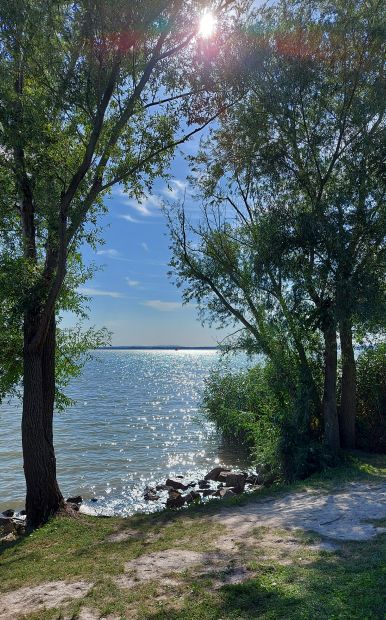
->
[115, 479, 386, 593]
[1, 479, 385, 619]
[212, 480, 386, 542]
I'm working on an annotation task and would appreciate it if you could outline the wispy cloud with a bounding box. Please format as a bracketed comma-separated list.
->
[119, 214, 141, 224]
[161, 179, 188, 200]
[141, 242, 149, 252]
[126, 278, 140, 287]
[117, 188, 162, 218]
[79, 286, 124, 299]
[143, 300, 182, 312]
[96, 248, 120, 258]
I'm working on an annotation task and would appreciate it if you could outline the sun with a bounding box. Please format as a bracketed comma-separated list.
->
[199, 12, 217, 38]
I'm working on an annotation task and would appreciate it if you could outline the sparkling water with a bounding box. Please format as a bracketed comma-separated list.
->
[0, 349, 253, 515]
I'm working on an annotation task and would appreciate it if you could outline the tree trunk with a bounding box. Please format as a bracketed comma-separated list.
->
[339, 318, 356, 448]
[322, 321, 340, 452]
[22, 312, 63, 529]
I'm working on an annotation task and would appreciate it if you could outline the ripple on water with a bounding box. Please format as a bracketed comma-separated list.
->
[0, 349, 254, 514]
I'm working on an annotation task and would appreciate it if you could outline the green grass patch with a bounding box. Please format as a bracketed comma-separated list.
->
[0, 451, 385, 619]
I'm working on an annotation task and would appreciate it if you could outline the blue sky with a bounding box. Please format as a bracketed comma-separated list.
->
[62, 134, 226, 347]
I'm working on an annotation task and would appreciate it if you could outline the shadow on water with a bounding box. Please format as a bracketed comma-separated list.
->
[216, 434, 252, 470]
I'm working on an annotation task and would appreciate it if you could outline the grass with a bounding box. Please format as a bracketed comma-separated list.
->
[1, 451, 386, 620]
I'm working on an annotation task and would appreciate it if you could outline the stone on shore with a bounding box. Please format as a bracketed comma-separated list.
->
[204, 467, 231, 482]
[166, 494, 186, 508]
[144, 487, 160, 501]
[66, 496, 82, 505]
[198, 479, 211, 489]
[2, 509, 15, 518]
[220, 488, 236, 498]
[217, 472, 246, 492]
[166, 478, 189, 491]
[184, 491, 201, 504]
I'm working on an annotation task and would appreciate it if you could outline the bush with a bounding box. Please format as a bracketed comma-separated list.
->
[203, 360, 333, 483]
[356, 343, 386, 453]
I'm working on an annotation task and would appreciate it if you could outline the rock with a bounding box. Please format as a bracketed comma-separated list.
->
[156, 484, 173, 491]
[198, 480, 210, 489]
[0, 520, 16, 535]
[144, 487, 160, 501]
[219, 488, 236, 499]
[166, 478, 189, 491]
[0, 532, 17, 543]
[217, 471, 231, 482]
[175, 475, 184, 479]
[217, 472, 245, 492]
[0, 517, 13, 526]
[254, 467, 276, 486]
[184, 491, 201, 504]
[166, 494, 186, 509]
[262, 472, 276, 487]
[145, 493, 160, 501]
[204, 467, 230, 482]
[14, 522, 26, 535]
[66, 496, 82, 505]
[212, 487, 236, 498]
[2, 509, 15, 518]
[19, 510, 26, 516]
[245, 475, 260, 485]
[67, 502, 80, 512]
[90, 498, 98, 503]
[202, 489, 214, 497]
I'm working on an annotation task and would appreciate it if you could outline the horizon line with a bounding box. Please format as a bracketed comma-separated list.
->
[97, 345, 219, 350]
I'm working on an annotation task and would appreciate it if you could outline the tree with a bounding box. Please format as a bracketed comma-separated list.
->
[0, 0, 245, 528]
[167, 0, 385, 452]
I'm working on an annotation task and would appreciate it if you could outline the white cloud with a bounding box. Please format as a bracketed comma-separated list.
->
[96, 248, 120, 257]
[161, 179, 188, 200]
[119, 214, 141, 224]
[143, 300, 183, 312]
[141, 242, 149, 252]
[79, 286, 124, 299]
[126, 278, 139, 287]
[132, 200, 152, 216]
[117, 188, 162, 218]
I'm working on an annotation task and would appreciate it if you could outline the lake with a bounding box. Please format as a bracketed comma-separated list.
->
[0, 349, 254, 515]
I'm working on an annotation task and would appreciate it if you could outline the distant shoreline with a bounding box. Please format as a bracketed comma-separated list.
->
[97, 346, 218, 350]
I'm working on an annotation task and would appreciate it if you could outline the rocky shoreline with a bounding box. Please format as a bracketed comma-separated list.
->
[1, 465, 275, 541]
[142, 465, 275, 509]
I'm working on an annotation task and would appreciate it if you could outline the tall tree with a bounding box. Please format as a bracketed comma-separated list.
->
[0, 0, 245, 528]
[168, 0, 385, 452]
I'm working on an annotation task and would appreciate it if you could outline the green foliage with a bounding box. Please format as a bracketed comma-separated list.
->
[356, 344, 386, 453]
[0, 0, 246, 408]
[55, 323, 111, 411]
[204, 359, 332, 483]
[168, 0, 385, 462]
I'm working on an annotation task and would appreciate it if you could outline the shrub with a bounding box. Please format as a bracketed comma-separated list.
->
[356, 343, 386, 453]
[203, 359, 332, 483]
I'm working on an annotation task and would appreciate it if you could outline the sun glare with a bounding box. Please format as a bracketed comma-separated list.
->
[199, 12, 216, 38]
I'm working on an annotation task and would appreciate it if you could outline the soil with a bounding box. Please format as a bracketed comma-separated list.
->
[1, 479, 385, 619]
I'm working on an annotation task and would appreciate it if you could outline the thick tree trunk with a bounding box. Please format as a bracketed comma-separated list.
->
[339, 318, 356, 448]
[322, 321, 340, 452]
[22, 313, 63, 529]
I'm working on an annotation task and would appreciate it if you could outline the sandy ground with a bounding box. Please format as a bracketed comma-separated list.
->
[212, 480, 386, 541]
[0, 581, 93, 620]
[1, 479, 385, 619]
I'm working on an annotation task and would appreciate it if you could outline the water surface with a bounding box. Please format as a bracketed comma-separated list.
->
[0, 349, 253, 515]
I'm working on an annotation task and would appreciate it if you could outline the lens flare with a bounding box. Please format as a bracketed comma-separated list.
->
[199, 12, 216, 38]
